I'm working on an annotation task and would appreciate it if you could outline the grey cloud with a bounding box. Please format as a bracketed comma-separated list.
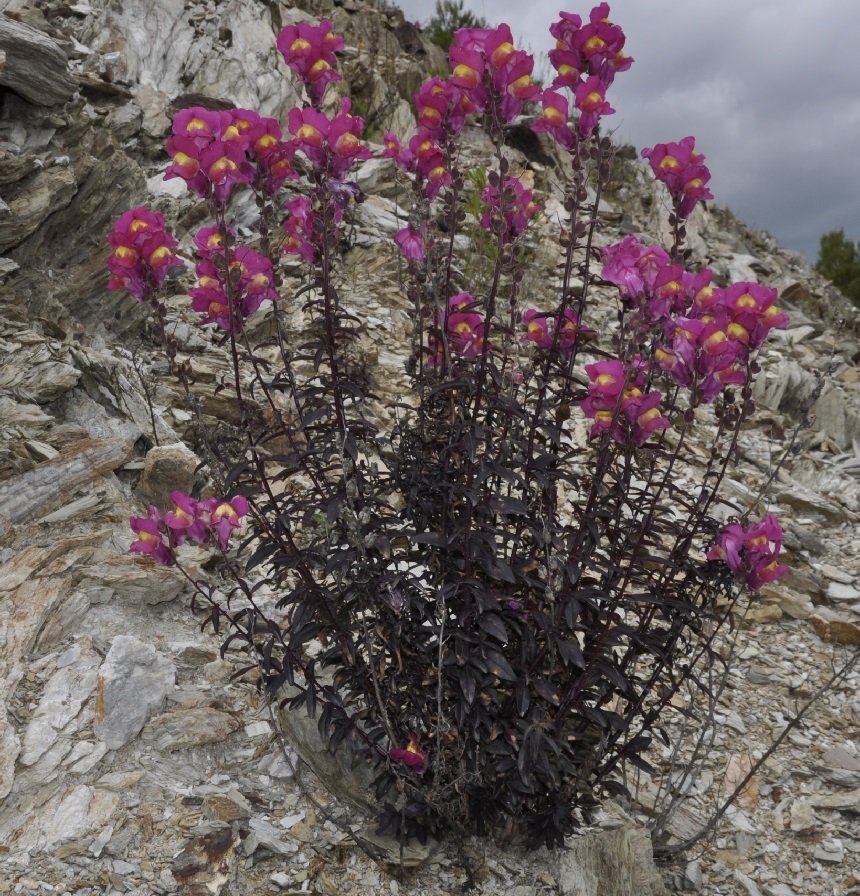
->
[394, 0, 860, 261]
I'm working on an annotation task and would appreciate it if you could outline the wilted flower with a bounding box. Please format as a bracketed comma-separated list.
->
[389, 734, 428, 773]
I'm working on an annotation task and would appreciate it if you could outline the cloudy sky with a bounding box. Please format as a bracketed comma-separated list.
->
[393, 0, 860, 263]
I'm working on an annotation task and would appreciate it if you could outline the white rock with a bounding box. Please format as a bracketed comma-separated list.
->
[827, 582, 860, 601]
[147, 169, 187, 198]
[21, 640, 100, 766]
[244, 721, 271, 738]
[278, 810, 306, 830]
[246, 818, 299, 856]
[43, 785, 120, 849]
[813, 837, 844, 862]
[94, 636, 175, 750]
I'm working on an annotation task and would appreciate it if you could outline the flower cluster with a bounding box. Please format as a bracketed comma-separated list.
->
[106, 208, 182, 302]
[580, 360, 670, 446]
[707, 514, 787, 591]
[520, 308, 582, 357]
[480, 176, 541, 242]
[449, 23, 542, 125]
[189, 231, 278, 331]
[165, 107, 298, 207]
[276, 18, 344, 105]
[641, 136, 713, 219]
[288, 98, 372, 178]
[130, 491, 250, 566]
[381, 125, 452, 202]
[383, 24, 544, 201]
[428, 293, 487, 366]
[283, 196, 319, 265]
[601, 234, 789, 403]
[536, 4, 632, 141]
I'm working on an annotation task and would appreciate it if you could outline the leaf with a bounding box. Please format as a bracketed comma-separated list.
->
[460, 668, 477, 705]
[485, 649, 516, 681]
[478, 612, 508, 644]
[555, 637, 585, 669]
[413, 531, 448, 548]
[486, 496, 529, 516]
[532, 677, 561, 706]
[482, 557, 517, 584]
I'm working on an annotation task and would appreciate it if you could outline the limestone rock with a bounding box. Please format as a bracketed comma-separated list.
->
[94, 636, 175, 750]
[145, 706, 239, 751]
[0, 438, 133, 528]
[548, 805, 665, 896]
[0, 14, 77, 106]
[20, 639, 100, 768]
[0, 165, 77, 254]
[135, 442, 203, 508]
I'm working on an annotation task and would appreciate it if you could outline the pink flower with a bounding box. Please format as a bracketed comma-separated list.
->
[628, 390, 671, 446]
[573, 74, 614, 137]
[707, 515, 787, 591]
[189, 245, 276, 330]
[277, 19, 344, 105]
[521, 309, 553, 349]
[394, 224, 427, 262]
[106, 208, 182, 301]
[164, 491, 207, 545]
[193, 225, 234, 259]
[532, 89, 574, 151]
[200, 496, 250, 550]
[389, 734, 428, 774]
[382, 132, 413, 171]
[642, 136, 714, 219]
[723, 283, 789, 349]
[129, 512, 173, 566]
[520, 308, 584, 355]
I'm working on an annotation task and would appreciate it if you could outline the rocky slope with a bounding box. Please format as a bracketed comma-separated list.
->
[1, 2, 860, 895]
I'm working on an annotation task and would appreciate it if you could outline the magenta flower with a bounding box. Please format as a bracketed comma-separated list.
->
[574, 75, 614, 137]
[277, 19, 344, 105]
[288, 106, 330, 168]
[642, 136, 714, 219]
[193, 224, 234, 260]
[520, 308, 584, 356]
[189, 245, 276, 330]
[723, 283, 789, 349]
[164, 491, 207, 546]
[200, 496, 250, 550]
[129, 513, 173, 566]
[389, 734, 428, 774]
[580, 361, 668, 446]
[106, 208, 182, 302]
[628, 390, 671, 446]
[394, 224, 427, 262]
[532, 89, 574, 151]
[449, 46, 484, 90]
[708, 515, 787, 592]
[521, 310, 553, 349]
[382, 132, 413, 171]
[414, 78, 446, 132]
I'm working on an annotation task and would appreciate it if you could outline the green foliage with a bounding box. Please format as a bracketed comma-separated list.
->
[426, 0, 489, 51]
[815, 229, 860, 304]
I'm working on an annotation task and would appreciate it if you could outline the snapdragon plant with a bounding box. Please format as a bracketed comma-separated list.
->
[108, 3, 789, 849]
